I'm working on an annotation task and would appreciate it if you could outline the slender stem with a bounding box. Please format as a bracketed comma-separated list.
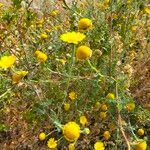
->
[116, 82, 131, 150]
[46, 130, 57, 137]
[0, 88, 12, 100]
[57, 44, 76, 116]
[62, 0, 82, 17]
[128, 121, 138, 141]
[87, 60, 103, 77]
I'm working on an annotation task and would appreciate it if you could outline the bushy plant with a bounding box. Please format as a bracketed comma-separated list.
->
[0, 0, 149, 149]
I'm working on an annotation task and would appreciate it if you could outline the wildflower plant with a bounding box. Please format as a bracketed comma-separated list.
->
[0, 0, 149, 149]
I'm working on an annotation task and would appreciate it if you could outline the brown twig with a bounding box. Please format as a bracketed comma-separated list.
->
[116, 82, 131, 150]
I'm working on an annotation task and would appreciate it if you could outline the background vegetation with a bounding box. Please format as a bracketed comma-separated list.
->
[0, 0, 149, 149]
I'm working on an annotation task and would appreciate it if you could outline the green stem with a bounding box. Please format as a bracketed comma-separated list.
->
[87, 60, 103, 77]
[62, 0, 82, 17]
[128, 121, 138, 141]
[58, 44, 76, 116]
[46, 130, 57, 137]
[0, 88, 12, 100]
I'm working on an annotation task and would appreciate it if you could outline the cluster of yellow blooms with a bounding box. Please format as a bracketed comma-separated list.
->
[38, 124, 147, 149]
[38, 121, 91, 149]
[0, 5, 148, 148]
[60, 18, 93, 61]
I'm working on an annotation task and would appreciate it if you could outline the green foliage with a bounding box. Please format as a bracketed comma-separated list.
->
[0, 0, 149, 149]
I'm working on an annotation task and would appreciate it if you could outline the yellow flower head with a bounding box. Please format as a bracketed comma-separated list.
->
[59, 58, 67, 65]
[94, 141, 105, 150]
[45, 29, 51, 33]
[51, 10, 59, 17]
[100, 112, 107, 119]
[135, 141, 147, 150]
[103, 131, 111, 140]
[76, 45, 92, 60]
[69, 91, 77, 101]
[63, 122, 80, 142]
[125, 102, 135, 112]
[101, 104, 108, 111]
[137, 129, 144, 136]
[131, 26, 137, 32]
[37, 24, 43, 28]
[106, 93, 115, 100]
[80, 116, 88, 126]
[0, 3, 4, 8]
[78, 18, 92, 30]
[0, 55, 16, 69]
[47, 138, 57, 149]
[60, 32, 85, 44]
[64, 103, 70, 111]
[95, 101, 101, 109]
[68, 143, 75, 150]
[39, 132, 46, 141]
[144, 6, 150, 14]
[37, 19, 44, 24]
[40, 33, 48, 39]
[35, 50, 48, 62]
[12, 71, 28, 84]
[84, 128, 90, 134]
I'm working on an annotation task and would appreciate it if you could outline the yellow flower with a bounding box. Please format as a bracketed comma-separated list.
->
[125, 102, 135, 112]
[39, 132, 46, 141]
[95, 102, 101, 109]
[80, 116, 88, 126]
[76, 46, 92, 60]
[106, 93, 115, 100]
[64, 103, 70, 111]
[69, 91, 77, 101]
[78, 18, 92, 30]
[47, 138, 57, 149]
[137, 129, 144, 136]
[63, 122, 80, 142]
[131, 26, 137, 32]
[144, 6, 150, 14]
[101, 104, 108, 111]
[12, 71, 28, 84]
[59, 59, 66, 65]
[135, 141, 147, 150]
[40, 33, 48, 39]
[0, 3, 4, 8]
[104, 0, 110, 4]
[103, 131, 111, 140]
[51, 10, 58, 17]
[37, 19, 44, 24]
[45, 29, 51, 33]
[30, 25, 34, 28]
[37, 24, 43, 28]
[84, 128, 90, 134]
[35, 50, 48, 62]
[127, 0, 132, 4]
[94, 141, 105, 150]
[100, 112, 107, 119]
[0, 55, 16, 69]
[60, 32, 85, 44]
[68, 143, 75, 150]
